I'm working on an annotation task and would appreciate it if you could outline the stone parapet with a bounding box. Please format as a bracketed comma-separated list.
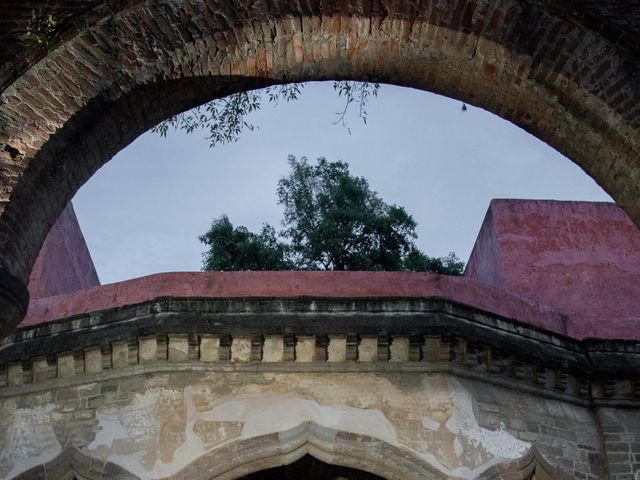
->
[2, 297, 639, 409]
[1, 296, 638, 479]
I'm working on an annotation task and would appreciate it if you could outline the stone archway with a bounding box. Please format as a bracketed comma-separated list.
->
[237, 455, 387, 480]
[0, 1, 639, 333]
[476, 447, 575, 480]
[163, 422, 448, 480]
[10, 424, 573, 480]
[12, 447, 139, 480]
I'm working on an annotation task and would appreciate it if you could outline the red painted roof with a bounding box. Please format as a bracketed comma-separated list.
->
[20, 199, 640, 340]
[27, 203, 100, 298]
[21, 271, 568, 335]
[466, 200, 640, 339]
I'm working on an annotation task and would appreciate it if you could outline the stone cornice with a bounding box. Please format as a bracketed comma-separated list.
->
[1, 296, 638, 408]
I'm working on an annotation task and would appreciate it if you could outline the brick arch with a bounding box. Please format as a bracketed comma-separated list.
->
[0, 0, 639, 335]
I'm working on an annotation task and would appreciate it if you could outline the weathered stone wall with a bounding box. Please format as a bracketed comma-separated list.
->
[0, 369, 600, 479]
[597, 408, 640, 479]
[474, 380, 604, 478]
[1, 296, 638, 479]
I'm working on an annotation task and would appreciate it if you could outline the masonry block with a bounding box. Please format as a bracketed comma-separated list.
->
[200, 335, 220, 362]
[32, 356, 49, 382]
[423, 336, 448, 362]
[7, 362, 23, 386]
[295, 336, 315, 362]
[138, 336, 158, 363]
[390, 337, 410, 362]
[263, 336, 284, 362]
[359, 336, 377, 362]
[231, 336, 252, 362]
[111, 341, 129, 369]
[168, 334, 189, 362]
[57, 352, 75, 378]
[328, 335, 347, 363]
[84, 346, 102, 374]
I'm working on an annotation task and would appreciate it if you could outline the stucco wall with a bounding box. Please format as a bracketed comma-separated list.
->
[0, 370, 602, 480]
[20, 271, 569, 336]
[1, 295, 638, 479]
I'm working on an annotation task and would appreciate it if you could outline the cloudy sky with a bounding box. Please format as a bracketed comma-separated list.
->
[72, 82, 611, 285]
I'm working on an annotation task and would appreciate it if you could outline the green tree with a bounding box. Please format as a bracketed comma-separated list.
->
[200, 157, 464, 274]
[199, 215, 293, 271]
[403, 249, 465, 275]
[276, 156, 417, 271]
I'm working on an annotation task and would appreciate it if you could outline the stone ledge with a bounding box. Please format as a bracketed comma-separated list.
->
[0, 360, 595, 407]
[1, 297, 639, 407]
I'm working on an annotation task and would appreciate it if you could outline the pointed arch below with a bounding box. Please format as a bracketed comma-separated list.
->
[8, 430, 574, 480]
[169, 421, 447, 480]
[6, 423, 446, 480]
[477, 447, 575, 480]
[12, 447, 139, 480]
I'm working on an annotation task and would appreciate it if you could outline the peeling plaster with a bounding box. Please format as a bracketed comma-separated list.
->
[81, 374, 531, 480]
[454, 438, 464, 457]
[198, 394, 398, 444]
[89, 389, 399, 479]
[421, 416, 440, 431]
[444, 378, 530, 478]
[0, 402, 62, 479]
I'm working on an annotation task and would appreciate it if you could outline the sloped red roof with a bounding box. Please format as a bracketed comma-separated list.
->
[466, 200, 640, 339]
[21, 271, 568, 334]
[20, 199, 640, 340]
[27, 203, 99, 299]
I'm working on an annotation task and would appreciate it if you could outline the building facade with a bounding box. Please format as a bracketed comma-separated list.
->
[0, 200, 638, 479]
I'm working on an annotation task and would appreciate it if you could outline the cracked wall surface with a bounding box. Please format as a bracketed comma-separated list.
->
[0, 371, 604, 479]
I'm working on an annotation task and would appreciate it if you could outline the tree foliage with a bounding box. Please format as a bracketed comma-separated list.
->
[153, 82, 380, 147]
[200, 157, 464, 275]
[403, 249, 465, 275]
[200, 215, 293, 271]
[26, 9, 57, 48]
[277, 156, 418, 271]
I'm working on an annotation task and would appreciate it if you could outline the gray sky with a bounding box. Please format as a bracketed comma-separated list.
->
[72, 82, 611, 285]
